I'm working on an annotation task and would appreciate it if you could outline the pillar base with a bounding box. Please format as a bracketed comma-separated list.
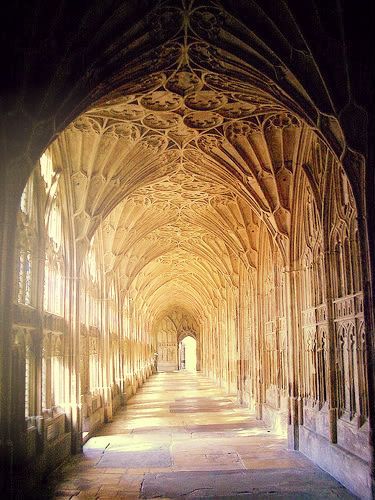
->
[255, 402, 262, 420]
[329, 407, 338, 443]
[69, 403, 82, 454]
[287, 396, 300, 450]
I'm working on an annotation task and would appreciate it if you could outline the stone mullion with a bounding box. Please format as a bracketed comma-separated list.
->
[249, 281, 257, 411]
[223, 291, 229, 390]
[212, 311, 217, 377]
[274, 257, 282, 398]
[237, 269, 245, 404]
[351, 324, 361, 421]
[357, 319, 368, 421]
[131, 303, 134, 378]
[11, 339, 27, 465]
[212, 308, 217, 381]
[45, 336, 52, 410]
[323, 248, 338, 443]
[68, 269, 82, 454]
[217, 307, 221, 383]
[234, 290, 239, 394]
[211, 313, 216, 379]
[117, 283, 126, 399]
[228, 291, 234, 392]
[246, 277, 253, 404]
[285, 266, 302, 450]
[101, 293, 113, 422]
[314, 329, 320, 404]
[228, 288, 236, 394]
[35, 203, 46, 417]
[235, 284, 242, 401]
[213, 313, 217, 380]
[213, 313, 216, 379]
[124, 296, 129, 378]
[212, 313, 216, 378]
[313, 328, 320, 402]
[217, 302, 222, 384]
[98, 229, 113, 422]
[255, 270, 263, 420]
[220, 303, 224, 384]
[240, 270, 249, 404]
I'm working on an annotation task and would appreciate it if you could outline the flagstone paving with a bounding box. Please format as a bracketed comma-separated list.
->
[40, 371, 355, 499]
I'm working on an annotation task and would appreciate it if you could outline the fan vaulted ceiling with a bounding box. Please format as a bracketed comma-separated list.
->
[49, 1, 311, 320]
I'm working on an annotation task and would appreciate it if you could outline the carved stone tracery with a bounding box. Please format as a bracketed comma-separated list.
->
[7, 4, 371, 496]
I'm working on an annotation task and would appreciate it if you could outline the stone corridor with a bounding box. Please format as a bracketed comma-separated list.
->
[40, 372, 354, 499]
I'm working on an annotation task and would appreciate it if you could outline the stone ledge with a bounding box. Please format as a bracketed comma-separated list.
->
[262, 403, 288, 436]
[299, 425, 371, 499]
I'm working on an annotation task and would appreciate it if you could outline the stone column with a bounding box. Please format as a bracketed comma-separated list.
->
[356, 210, 375, 495]
[68, 274, 82, 454]
[323, 250, 338, 444]
[343, 149, 375, 495]
[10, 334, 27, 465]
[35, 247, 46, 418]
[0, 174, 22, 493]
[255, 286, 263, 421]
[101, 296, 114, 423]
[285, 267, 301, 450]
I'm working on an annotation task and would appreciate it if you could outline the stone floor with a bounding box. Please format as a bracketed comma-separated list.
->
[41, 371, 355, 499]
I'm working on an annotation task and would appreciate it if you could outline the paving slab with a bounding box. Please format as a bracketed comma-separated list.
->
[141, 469, 355, 499]
[41, 371, 356, 499]
[97, 449, 172, 468]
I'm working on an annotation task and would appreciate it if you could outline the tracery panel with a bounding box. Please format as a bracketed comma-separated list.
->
[44, 191, 65, 317]
[297, 180, 328, 409]
[329, 166, 367, 424]
[15, 174, 37, 307]
[258, 227, 287, 415]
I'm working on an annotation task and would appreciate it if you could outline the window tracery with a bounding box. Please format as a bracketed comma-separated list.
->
[80, 240, 103, 394]
[298, 181, 327, 406]
[16, 175, 37, 306]
[5, 23, 371, 491]
[24, 334, 35, 418]
[44, 191, 65, 316]
[259, 229, 287, 409]
[40, 151, 55, 193]
[330, 166, 367, 422]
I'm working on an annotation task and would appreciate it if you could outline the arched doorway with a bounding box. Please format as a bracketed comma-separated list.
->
[179, 335, 197, 372]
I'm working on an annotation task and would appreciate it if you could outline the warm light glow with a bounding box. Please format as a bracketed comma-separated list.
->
[40, 152, 54, 192]
[182, 336, 197, 372]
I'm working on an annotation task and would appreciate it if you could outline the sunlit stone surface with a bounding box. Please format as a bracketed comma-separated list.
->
[44, 372, 354, 498]
[1, 2, 373, 499]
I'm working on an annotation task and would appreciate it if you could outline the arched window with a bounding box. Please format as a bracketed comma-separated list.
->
[44, 190, 65, 316]
[89, 336, 100, 391]
[51, 336, 64, 406]
[40, 151, 54, 193]
[80, 240, 102, 393]
[18, 249, 33, 305]
[329, 165, 366, 422]
[16, 175, 37, 306]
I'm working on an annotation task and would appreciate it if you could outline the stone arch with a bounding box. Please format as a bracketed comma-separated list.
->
[0, 5, 373, 499]
[177, 329, 201, 372]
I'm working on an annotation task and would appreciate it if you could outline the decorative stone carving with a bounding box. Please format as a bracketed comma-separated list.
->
[9, 4, 371, 498]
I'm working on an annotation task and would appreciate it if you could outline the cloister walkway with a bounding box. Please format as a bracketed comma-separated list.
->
[46, 372, 353, 498]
